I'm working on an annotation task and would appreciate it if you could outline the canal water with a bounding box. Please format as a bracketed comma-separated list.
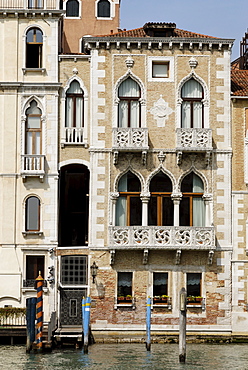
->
[1, 343, 248, 369]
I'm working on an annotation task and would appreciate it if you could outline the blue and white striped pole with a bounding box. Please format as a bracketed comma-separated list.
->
[146, 296, 151, 351]
[83, 296, 91, 353]
[82, 297, 85, 327]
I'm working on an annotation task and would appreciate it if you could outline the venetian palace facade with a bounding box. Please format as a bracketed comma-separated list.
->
[1, 0, 248, 339]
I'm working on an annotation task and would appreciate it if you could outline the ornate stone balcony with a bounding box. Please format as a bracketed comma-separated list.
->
[21, 154, 45, 181]
[65, 127, 84, 144]
[176, 128, 213, 166]
[176, 128, 212, 151]
[0, 0, 60, 10]
[109, 226, 215, 251]
[112, 127, 149, 164]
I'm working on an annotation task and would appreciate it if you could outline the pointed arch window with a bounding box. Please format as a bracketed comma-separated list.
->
[25, 100, 42, 155]
[97, 0, 110, 17]
[66, 0, 79, 17]
[116, 172, 142, 226]
[180, 173, 205, 226]
[118, 78, 141, 128]
[25, 196, 40, 232]
[181, 79, 204, 128]
[66, 80, 84, 128]
[148, 172, 174, 226]
[26, 28, 43, 68]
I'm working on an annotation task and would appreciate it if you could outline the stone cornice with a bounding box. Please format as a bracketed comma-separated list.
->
[83, 36, 234, 51]
[0, 9, 64, 18]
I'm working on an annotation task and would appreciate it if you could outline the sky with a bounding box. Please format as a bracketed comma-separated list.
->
[120, 0, 247, 61]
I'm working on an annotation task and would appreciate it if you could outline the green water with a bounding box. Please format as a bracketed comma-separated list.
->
[0, 343, 248, 369]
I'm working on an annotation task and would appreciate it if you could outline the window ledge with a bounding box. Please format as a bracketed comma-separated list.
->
[22, 287, 48, 293]
[22, 68, 46, 75]
[22, 231, 43, 237]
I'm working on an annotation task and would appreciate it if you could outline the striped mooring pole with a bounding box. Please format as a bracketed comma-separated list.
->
[83, 296, 91, 354]
[36, 271, 44, 352]
[146, 296, 151, 351]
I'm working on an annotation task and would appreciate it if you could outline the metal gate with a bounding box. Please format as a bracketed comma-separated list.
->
[60, 288, 87, 326]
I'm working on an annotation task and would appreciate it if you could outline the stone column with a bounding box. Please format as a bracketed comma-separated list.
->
[171, 193, 182, 226]
[203, 194, 213, 227]
[140, 193, 150, 226]
[110, 192, 119, 227]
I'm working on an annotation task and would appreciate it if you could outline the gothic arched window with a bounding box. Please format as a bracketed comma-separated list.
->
[181, 79, 204, 128]
[118, 78, 141, 128]
[116, 172, 142, 226]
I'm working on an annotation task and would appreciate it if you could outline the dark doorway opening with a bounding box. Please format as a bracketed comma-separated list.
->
[59, 164, 89, 246]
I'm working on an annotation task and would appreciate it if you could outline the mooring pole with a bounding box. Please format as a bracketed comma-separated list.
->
[82, 296, 85, 326]
[83, 296, 91, 354]
[146, 296, 151, 351]
[179, 287, 187, 363]
[36, 271, 44, 353]
[26, 297, 36, 352]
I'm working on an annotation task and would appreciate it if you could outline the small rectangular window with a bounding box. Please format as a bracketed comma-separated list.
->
[152, 62, 169, 78]
[26, 255, 44, 280]
[153, 272, 168, 297]
[117, 272, 132, 298]
[187, 273, 201, 297]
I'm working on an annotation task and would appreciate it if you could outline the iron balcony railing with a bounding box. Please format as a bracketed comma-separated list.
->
[0, 0, 59, 9]
[112, 127, 149, 151]
[109, 226, 215, 250]
[176, 128, 212, 151]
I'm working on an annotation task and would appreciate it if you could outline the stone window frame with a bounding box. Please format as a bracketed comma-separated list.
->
[22, 25, 47, 73]
[22, 194, 43, 236]
[148, 56, 174, 82]
[64, 0, 82, 19]
[95, 0, 114, 20]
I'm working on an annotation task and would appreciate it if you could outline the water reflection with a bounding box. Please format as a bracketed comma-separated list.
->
[1, 343, 248, 369]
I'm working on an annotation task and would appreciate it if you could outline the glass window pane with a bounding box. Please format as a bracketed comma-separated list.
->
[193, 198, 205, 226]
[187, 273, 201, 296]
[181, 101, 191, 128]
[182, 79, 203, 98]
[130, 197, 142, 226]
[148, 196, 157, 226]
[66, 0, 79, 17]
[27, 116, 41, 129]
[26, 197, 39, 231]
[118, 172, 141, 192]
[150, 172, 172, 192]
[75, 97, 83, 127]
[152, 63, 168, 78]
[179, 197, 190, 226]
[36, 29, 43, 43]
[118, 100, 128, 127]
[98, 0, 110, 17]
[118, 272, 132, 297]
[61, 255, 87, 285]
[118, 78, 140, 97]
[116, 196, 126, 226]
[193, 102, 202, 128]
[67, 81, 82, 94]
[162, 197, 174, 226]
[130, 101, 139, 128]
[66, 97, 73, 127]
[153, 272, 168, 296]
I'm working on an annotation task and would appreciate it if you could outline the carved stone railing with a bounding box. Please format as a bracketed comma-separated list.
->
[113, 127, 149, 151]
[176, 128, 212, 151]
[0, 0, 59, 9]
[109, 226, 215, 250]
[65, 127, 84, 144]
[21, 154, 45, 181]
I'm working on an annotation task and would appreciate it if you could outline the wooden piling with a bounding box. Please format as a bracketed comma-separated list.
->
[179, 287, 187, 363]
[36, 272, 44, 353]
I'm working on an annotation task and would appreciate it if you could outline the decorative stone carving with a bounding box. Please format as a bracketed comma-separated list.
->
[150, 95, 173, 127]
[125, 55, 134, 68]
[143, 249, 149, 264]
[157, 151, 166, 163]
[72, 67, 78, 75]
[110, 250, 115, 265]
[189, 57, 198, 69]
[175, 250, 181, 265]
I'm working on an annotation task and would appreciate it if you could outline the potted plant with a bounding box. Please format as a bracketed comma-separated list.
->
[161, 295, 169, 303]
[153, 296, 161, 302]
[187, 295, 196, 303]
[126, 295, 132, 301]
[117, 296, 125, 301]
[195, 296, 203, 303]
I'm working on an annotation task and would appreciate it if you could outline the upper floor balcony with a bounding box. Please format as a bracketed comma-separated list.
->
[112, 127, 149, 165]
[176, 128, 213, 166]
[0, 0, 60, 10]
[21, 154, 45, 182]
[109, 225, 215, 251]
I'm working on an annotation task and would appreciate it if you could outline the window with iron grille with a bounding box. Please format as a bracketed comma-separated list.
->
[61, 255, 87, 285]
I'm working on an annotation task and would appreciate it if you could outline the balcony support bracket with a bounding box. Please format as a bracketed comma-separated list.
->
[205, 151, 211, 168]
[208, 250, 214, 265]
[177, 151, 182, 166]
[175, 249, 181, 265]
[143, 249, 149, 264]
[110, 249, 115, 265]
[113, 151, 118, 165]
[142, 151, 147, 165]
